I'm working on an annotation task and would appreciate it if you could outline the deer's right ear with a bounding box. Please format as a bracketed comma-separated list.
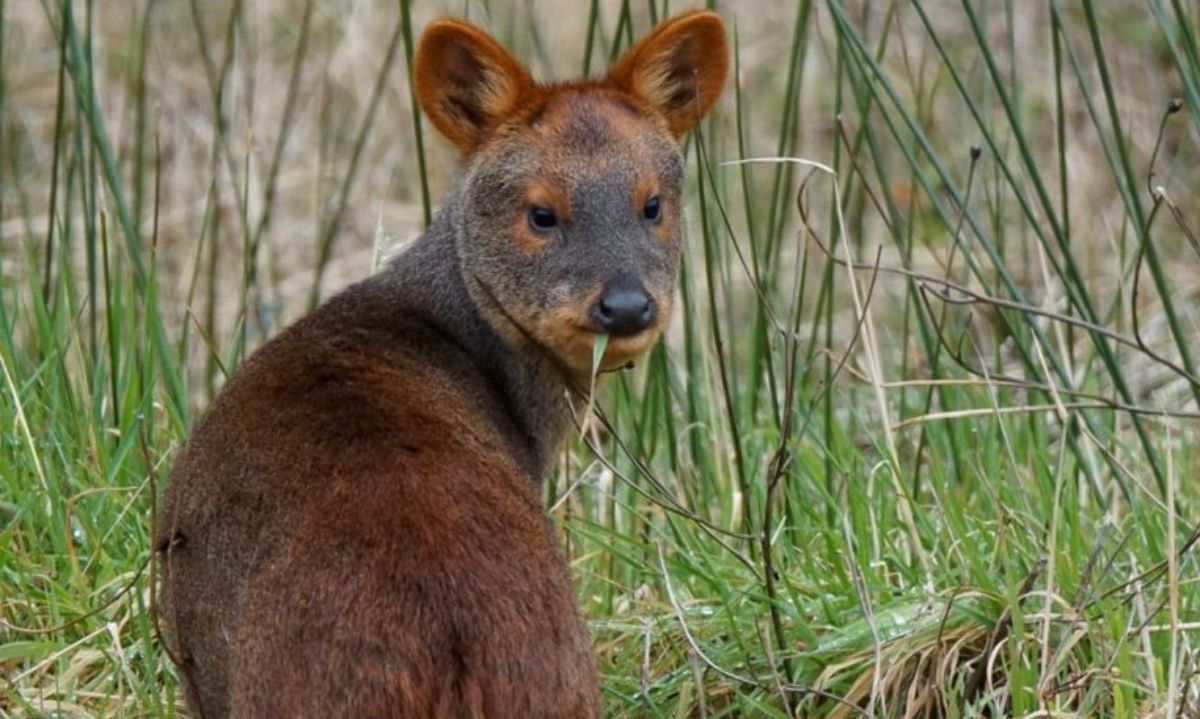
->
[414, 20, 533, 153]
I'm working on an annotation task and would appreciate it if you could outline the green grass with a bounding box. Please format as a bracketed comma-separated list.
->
[3, 1, 1199, 716]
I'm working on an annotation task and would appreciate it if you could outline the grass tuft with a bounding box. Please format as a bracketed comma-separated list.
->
[2, 1, 1199, 717]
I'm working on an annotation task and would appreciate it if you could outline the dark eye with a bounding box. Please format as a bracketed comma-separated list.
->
[528, 205, 558, 232]
[643, 196, 662, 223]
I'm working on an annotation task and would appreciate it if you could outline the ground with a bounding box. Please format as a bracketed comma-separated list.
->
[1, 1, 1198, 716]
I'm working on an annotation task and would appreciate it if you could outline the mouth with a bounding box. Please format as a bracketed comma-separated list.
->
[475, 273, 671, 378]
[570, 323, 662, 371]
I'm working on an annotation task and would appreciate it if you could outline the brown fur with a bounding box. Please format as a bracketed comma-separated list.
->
[159, 11, 726, 719]
[605, 11, 729, 137]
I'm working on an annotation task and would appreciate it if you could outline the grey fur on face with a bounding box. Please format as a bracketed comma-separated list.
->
[454, 92, 686, 371]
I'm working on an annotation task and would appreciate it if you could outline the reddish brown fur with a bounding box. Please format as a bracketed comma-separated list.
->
[160, 299, 598, 718]
[420, 11, 726, 158]
[159, 10, 726, 719]
[605, 11, 728, 137]
[526, 287, 674, 372]
[414, 21, 536, 153]
[632, 174, 676, 244]
[511, 182, 572, 251]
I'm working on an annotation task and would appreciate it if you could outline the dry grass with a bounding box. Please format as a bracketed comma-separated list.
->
[3, 1, 1200, 717]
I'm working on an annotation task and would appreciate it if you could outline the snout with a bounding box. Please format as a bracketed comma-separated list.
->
[591, 279, 657, 337]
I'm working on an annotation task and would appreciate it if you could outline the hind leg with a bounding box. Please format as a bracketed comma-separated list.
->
[225, 541, 597, 719]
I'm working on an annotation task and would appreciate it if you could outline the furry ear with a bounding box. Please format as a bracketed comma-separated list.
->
[414, 20, 533, 152]
[607, 11, 728, 137]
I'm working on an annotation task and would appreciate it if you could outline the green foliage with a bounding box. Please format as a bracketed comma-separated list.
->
[2, 1, 1198, 716]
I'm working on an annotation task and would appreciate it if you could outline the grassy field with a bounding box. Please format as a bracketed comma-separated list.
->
[3, 0, 1200, 716]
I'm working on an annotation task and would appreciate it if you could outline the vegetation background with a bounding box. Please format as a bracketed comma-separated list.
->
[2, 0, 1199, 716]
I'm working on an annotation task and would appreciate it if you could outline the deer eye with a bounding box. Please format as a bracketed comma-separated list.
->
[643, 196, 662, 224]
[528, 205, 558, 232]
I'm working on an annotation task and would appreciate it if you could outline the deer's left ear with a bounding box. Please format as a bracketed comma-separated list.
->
[606, 10, 728, 137]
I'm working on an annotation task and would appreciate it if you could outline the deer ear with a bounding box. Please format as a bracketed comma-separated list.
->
[607, 11, 728, 137]
[414, 20, 533, 153]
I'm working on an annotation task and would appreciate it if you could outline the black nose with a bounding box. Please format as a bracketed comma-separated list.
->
[592, 281, 657, 337]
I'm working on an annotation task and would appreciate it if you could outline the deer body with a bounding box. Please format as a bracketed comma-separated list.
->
[159, 12, 726, 718]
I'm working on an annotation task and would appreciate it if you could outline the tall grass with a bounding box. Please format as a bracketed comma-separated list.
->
[2, 1, 1198, 716]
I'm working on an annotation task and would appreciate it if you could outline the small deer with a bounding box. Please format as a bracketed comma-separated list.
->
[158, 10, 727, 718]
